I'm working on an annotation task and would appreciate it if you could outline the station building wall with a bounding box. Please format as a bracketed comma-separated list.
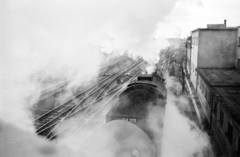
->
[197, 74, 240, 157]
[190, 31, 199, 89]
[196, 74, 211, 121]
[237, 27, 240, 69]
[187, 25, 240, 157]
[198, 29, 237, 68]
[186, 47, 191, 75]
[210, 93, 240, 157]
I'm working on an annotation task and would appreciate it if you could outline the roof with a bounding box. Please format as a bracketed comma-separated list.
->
[198, 68, 240, 87]
[191, 27, 237, 33]
[198, 68, 240, 129]
[211, 86, 240, 128]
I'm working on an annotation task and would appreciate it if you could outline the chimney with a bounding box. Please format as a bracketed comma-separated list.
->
[224, 19, 227, 27]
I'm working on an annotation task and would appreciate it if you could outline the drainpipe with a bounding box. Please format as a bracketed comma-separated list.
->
[182, 61, 185, 93]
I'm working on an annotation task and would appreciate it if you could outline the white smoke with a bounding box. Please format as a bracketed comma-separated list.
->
[161, 75, 211, 157]
[0, 120, 77, 157]
[0, 0, 180, 131]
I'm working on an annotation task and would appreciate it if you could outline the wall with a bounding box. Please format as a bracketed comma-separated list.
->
[206, 87, 240, 157]
[236, 27, 240, 69]
[210, 97, 240, 157]
[196, 75, 210, 121]
[198, 29, 237, 68]
[186, 46, 191, 75]
[190, 31, 199, 88]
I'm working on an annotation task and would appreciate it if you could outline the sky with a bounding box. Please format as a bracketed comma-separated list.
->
[164, 0, 240, 37]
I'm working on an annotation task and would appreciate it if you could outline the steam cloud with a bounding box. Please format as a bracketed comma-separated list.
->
[143, 75, 210, 157]
[1, 0, 179, 130]
[0, 0, 211, 157]
[0, 120, 77, 157]
[161, 75, 211, 157]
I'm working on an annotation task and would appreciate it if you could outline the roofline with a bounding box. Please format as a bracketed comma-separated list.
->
[191, 27, 238, 33]
[197, 68, 240, 87]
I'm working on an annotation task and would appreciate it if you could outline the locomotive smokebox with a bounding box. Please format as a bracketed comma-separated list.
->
[106, 73, 166, 140]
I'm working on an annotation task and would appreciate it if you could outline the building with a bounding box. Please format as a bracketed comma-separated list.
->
[187, 20, 239, 89]
[237, 26, 240, 68]
[186, 20, 240, 157]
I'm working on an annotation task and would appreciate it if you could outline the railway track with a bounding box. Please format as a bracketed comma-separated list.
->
[99, 56, 132, 75]
[33, 56, 132, 115]
[48, 64, 146, 142]
[34, 59, 146, 139]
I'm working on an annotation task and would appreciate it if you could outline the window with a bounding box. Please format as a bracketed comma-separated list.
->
[205, 88, 208, 98]
[201, 83, 204, 93]
[203, 86, 205, 95]
[236, 137, 240, 155]
[209, 93, 213, 104]
[219, 110, 224, 128]
[238, 59, 240, 69]
[203, 85, 207, 96]
[226, 88, 239, 94]
[213, 100, 217, 115]
[226, 122, 233, 144]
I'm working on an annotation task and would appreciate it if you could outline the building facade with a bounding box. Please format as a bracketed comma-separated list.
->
[186, 21, 240, 157]
[187, 27, 238, 88]
[197, 69, 240, 157]
[237, 27, 240, 69]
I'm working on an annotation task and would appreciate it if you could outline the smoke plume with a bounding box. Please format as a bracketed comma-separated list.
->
[161, 75, 211, 157]
[0, 0, 180, 131]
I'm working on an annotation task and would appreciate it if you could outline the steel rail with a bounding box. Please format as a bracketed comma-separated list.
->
[35, 64, 130, 132]
[35, 60, 143, 135]
[44, 81, 125, 139]
[48, 67, 145, 140]
[43, 62, 144, 138]
[62, 68, 144, 141]
[34, 60, 131, 121]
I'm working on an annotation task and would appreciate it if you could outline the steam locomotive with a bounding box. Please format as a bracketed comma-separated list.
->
[105, 71, 167, 157]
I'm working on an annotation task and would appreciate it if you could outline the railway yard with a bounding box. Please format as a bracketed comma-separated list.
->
[29, 53, 217, 157]
[33, 56, 148, 148]
[2, 1, 239, 157]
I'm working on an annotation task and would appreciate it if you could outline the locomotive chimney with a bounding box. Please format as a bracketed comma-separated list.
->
[224, 19, 227, 27]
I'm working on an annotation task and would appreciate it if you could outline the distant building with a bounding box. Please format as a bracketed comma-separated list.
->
[186, 20, 240, 157]
[237, 26, 240, 68]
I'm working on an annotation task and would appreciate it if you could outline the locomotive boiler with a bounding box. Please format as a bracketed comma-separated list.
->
[105, 71, 167, 157]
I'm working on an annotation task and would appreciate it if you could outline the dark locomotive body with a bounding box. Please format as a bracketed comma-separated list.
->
[106, 72, 166, 140]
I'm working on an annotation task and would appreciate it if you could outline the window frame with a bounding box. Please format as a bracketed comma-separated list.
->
[226, 122, 233, 144]
[219, 109, 224, 128]
[213, 99, 218, 115]
[236, 137, 240, 155]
